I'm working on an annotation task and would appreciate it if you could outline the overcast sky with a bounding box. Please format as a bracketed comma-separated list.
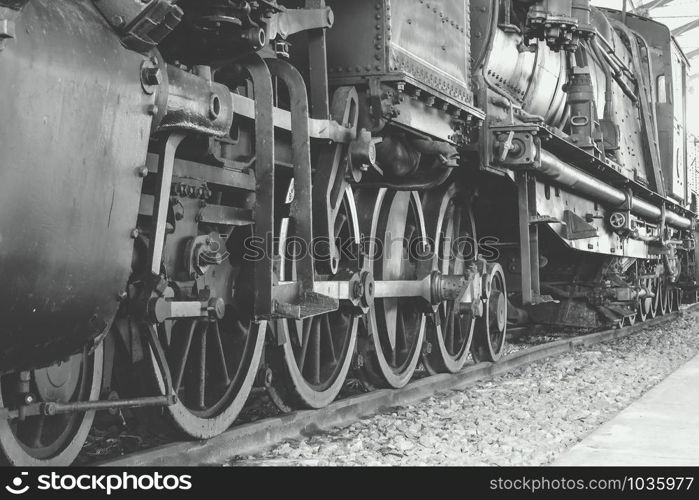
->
[592, 0, 699, 134]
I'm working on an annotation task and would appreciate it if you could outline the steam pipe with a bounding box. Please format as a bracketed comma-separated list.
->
[537, 150, 691, 230]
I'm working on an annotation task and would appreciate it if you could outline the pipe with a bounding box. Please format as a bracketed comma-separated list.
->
[537, 150, 691, 230]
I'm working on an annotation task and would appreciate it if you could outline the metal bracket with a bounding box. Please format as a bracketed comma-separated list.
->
[491, 126, 539, 169]
[93, 0, 183, 53]
[268, 7, 334, 39]
[148, 132, 186, 277]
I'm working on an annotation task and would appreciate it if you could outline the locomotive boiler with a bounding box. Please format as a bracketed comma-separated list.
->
[0, 0, 695, 465]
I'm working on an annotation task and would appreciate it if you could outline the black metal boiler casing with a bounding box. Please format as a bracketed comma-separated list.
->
[0, 0, 152, 373]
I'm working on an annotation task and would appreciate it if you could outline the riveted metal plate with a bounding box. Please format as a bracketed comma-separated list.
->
[326, 0, 474, 110]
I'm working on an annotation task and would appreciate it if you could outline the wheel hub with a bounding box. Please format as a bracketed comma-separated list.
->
[32, 354, 82, 403]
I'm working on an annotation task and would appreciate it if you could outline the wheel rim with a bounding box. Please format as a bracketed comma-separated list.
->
[660, 280, 669, 315]
[471, 264, 508, 363]
[267, 185, 359, 410]
[358, 189, 427, 389]
[0, 345, 102, 466]
[422, 184, 476, 374]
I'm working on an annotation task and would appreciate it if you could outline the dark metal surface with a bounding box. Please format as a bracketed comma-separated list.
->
[0, 0, 152, 372]
[245, 54, 276, 320]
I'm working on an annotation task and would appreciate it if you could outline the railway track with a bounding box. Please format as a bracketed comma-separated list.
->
[93, 304, 699, 467]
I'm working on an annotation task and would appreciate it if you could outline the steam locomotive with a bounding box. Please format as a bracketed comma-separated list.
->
[0, 0, 695, 465]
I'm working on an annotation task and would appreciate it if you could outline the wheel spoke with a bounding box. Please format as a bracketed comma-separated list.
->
[445, 301, 456, 354]
[174, 320, 198, 392]
[30, 415, 46, 449]
[211, 320, 231, 387]
[197, 325, 207, 410]
[322, 314, 337, 364]
[396, 310, 409, 363]
[296, 320, 313, 371]
[311, 319, 322, 385]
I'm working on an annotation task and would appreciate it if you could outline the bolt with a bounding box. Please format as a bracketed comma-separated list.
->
[136, 166, 149, 178]
[142, 66, 162, 86]
[147, 104, 159, 115]
[0, 19, 15, 40]
[117, 290, 128, 302]
[130, 228, 140, 239]
[112, 15, 125, 28]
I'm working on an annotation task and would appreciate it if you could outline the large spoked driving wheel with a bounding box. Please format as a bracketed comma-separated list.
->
[357, 189, 427, 389]
[266, 185, 359, 410]
[0, 345, 103, 465]
[149, 309, 265, 439]
[422, 184, 477, 374]
[471, 263, 508, 363]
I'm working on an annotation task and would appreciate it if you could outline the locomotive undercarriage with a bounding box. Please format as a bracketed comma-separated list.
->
[0, 0, 697, 466]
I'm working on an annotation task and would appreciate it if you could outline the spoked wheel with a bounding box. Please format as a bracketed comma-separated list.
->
[0, 345, 102, 465]
[357, 189, 427, 389]
[145, 229, 265, 439]
[148, 309, 265, 439]
[266, 185, 360, 410]
[471, 263, 508, 363]
[422, 184, 477, 374]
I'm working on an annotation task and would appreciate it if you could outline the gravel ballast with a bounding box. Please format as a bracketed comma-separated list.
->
[228, 309, 699, 466]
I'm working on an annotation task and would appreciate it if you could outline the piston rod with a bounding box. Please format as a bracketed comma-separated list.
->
[537, 150, 691, 230]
